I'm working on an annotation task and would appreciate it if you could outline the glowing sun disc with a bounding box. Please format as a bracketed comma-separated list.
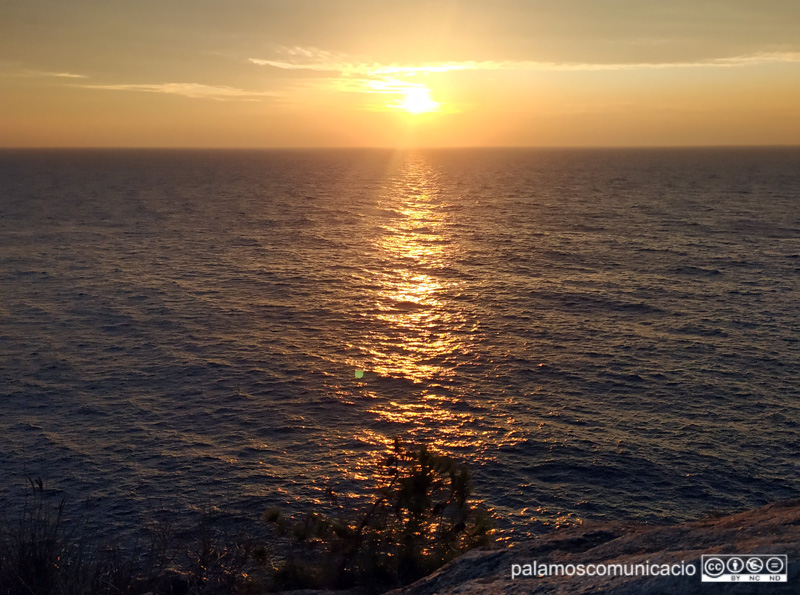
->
[398, 87, 440, 114]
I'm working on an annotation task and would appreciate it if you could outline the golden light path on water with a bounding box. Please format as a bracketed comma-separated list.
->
[369, 157, 458, 381]
[343, 153, 522, 480]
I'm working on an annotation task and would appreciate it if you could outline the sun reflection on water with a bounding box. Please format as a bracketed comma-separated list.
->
[364, 154, 464, 384]
[333, 153, 524, 485]
[347, 153, 488, 455]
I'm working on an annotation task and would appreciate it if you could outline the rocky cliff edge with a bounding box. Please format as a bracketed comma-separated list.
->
[387, 499, 800, 594]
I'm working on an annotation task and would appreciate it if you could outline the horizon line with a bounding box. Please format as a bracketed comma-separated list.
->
[2, 144, 799, 151]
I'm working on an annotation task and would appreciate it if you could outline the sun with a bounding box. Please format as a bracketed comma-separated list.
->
[396, 87, 440, 114]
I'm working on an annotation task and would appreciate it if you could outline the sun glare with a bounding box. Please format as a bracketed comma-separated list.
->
[396, 87, 440, 114]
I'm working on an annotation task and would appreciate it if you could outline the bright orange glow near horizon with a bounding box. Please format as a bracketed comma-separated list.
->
[1, 2, 799, 147]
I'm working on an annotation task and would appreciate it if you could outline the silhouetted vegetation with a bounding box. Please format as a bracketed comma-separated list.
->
[0, 441, 495, 594]
[0, 481, 269, 595]
[263, 439, 495, 591]
[0, 478, 137, 595]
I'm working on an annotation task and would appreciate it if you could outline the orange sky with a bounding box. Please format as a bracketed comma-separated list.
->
[2, 1, 799, 147]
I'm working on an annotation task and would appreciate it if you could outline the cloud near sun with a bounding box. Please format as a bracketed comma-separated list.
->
[251, 46, 800, 76]
[247, 46, 800, 112]
[48, 47, 800, 108]
[16, 43, 800, 115]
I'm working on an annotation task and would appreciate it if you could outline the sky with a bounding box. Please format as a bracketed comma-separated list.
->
[2, 0, 800, 147]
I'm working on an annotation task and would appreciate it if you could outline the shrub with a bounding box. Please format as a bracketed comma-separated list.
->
[263, 439, 495, 591]
[0, 478, 135, 595]
[0, 481, 263, 595]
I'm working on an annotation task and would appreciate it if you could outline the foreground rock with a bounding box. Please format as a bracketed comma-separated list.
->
[388, 499, 799, 594]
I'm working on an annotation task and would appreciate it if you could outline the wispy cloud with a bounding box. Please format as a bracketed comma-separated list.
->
[39, 71, 88, 78]
[246, 46, 800, 114]
[78, 82, 276, 101]
[248, 47, 800, 111]
[3, 69, 90, 79]
[249, 59, 337, 72]
[494, 51, 800, 72]
[250, 47, 800, 77]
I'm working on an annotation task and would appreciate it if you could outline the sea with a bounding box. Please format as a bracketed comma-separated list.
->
[1, 147, 799, 541]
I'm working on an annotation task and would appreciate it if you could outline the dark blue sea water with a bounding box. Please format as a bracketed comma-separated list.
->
[1, 148, 798, 540]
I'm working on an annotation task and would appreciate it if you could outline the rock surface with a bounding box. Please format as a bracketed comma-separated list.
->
[387, 500, 800, 594]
